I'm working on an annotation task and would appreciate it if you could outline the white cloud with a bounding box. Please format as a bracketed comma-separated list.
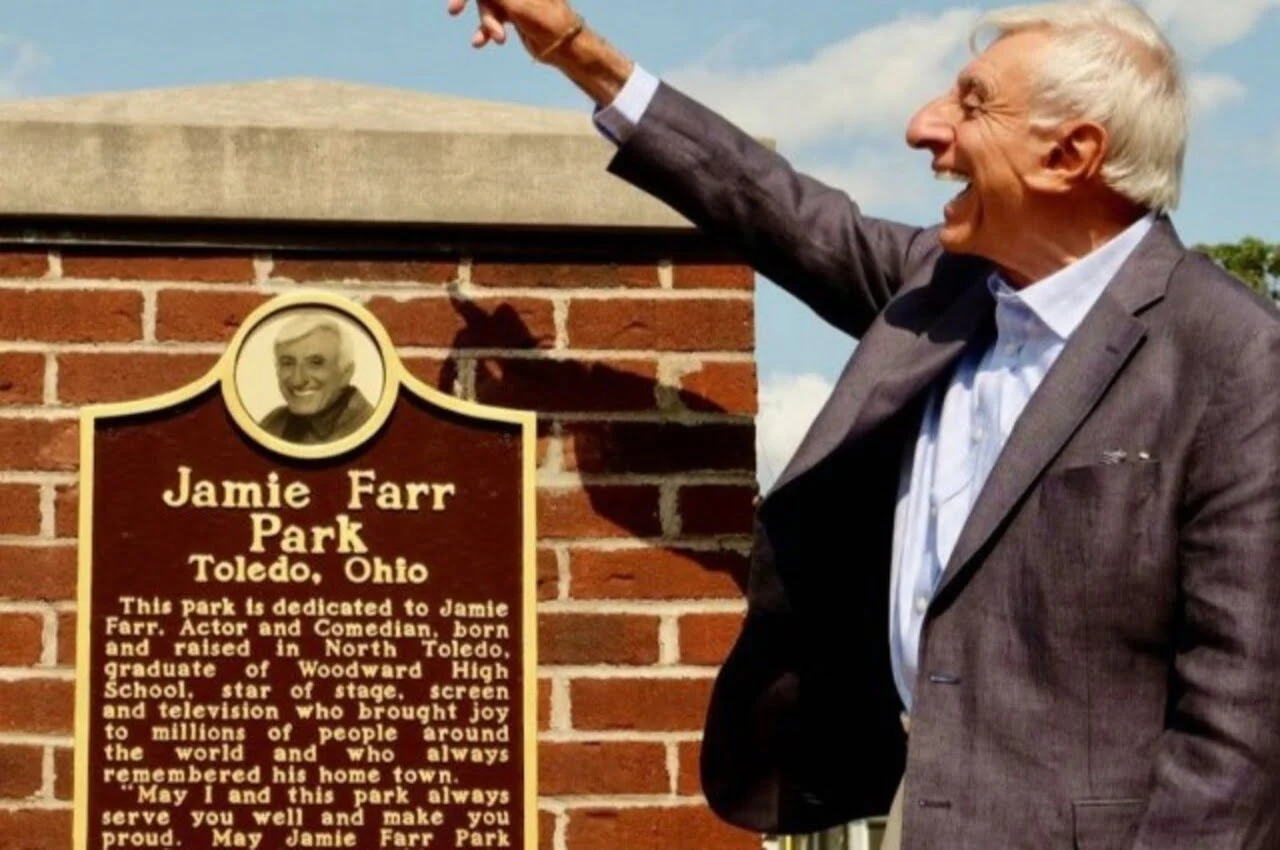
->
[1145, 0, 1280, 56]
[0, 36, 48, 98]
[1187, 71, 1247, 115]
[666, 8, 980, 147]
[756, 372, 835, 489]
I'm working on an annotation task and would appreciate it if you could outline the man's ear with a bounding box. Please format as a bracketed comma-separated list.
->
[341, 360, 356, 385]
[1026, 121, 1107, 194]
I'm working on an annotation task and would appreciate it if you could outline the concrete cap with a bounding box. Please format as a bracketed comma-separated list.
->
[0, 78, 695, 228]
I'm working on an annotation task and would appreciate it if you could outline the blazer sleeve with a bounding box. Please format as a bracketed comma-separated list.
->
[606, 82, 935, 340]
[1134, 323, 1280, 848]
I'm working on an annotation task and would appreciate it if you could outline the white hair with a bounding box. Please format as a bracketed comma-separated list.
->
[274, 310, 355, 371]
[972, 0, 1188, 213]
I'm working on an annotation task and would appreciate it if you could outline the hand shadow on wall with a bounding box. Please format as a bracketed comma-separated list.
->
[436, 298, 753, 595]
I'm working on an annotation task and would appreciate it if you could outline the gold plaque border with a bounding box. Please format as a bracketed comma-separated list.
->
[75, 290, 540, 850]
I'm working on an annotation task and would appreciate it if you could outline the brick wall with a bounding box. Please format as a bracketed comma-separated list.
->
[0, 240, 760, 850]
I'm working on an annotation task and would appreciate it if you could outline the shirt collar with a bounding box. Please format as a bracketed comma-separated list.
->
[988, 213, 1156, 340]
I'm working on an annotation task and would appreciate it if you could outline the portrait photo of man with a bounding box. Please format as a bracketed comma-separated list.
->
[255, 310, 377, 445]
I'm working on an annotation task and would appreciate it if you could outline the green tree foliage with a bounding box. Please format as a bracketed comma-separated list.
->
[1193, 237, 1280, 300]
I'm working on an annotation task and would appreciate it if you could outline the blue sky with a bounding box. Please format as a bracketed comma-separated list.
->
[3, 0, 1277, 482]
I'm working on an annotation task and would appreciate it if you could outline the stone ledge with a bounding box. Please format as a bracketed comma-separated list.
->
[0, 79, 696, 229]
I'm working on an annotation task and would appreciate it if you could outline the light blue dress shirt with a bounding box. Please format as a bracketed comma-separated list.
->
[888, 215, 1153, 710]
[592, 64, 1156, 711]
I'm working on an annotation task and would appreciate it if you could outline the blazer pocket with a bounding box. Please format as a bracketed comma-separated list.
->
[1037, 461, 1160, 574]
[1072, 798, 1144, 850]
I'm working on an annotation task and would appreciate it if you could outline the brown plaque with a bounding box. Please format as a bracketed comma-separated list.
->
[75, 292, 537, 850]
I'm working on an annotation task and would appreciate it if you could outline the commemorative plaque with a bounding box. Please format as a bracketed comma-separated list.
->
[74, 292, 537, 850]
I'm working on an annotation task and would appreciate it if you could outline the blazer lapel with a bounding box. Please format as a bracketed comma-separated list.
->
[936, 218, 1184, 596]
[770, 273, 995, 495]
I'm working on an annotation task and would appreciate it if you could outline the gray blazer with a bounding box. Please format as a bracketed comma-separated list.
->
[608, 83, 1280, 849]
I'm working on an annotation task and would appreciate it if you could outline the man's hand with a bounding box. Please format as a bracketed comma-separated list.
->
[445, 0, 634, 106]
[446, 0, 580, 60]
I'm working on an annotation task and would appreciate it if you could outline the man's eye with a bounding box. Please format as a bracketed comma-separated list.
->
[307, 356, 326, 367]
[278, 358, 295, 368]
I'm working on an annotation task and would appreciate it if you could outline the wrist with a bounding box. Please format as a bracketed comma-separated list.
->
[532, 14, 585, 63]
[518, 6, 582, 57]
[543, 25, 634, 107]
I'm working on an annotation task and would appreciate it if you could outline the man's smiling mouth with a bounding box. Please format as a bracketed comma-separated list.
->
[936, 168, 972, 209]
[935, 168, 973, 203]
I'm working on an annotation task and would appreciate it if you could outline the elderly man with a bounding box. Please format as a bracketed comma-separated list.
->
[259, 311, 374, 444]
[448, 0, 1280, 846]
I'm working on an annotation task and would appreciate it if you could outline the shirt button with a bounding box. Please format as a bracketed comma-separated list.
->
[972, 426, 985, 442]
[915, 597, 929, 614]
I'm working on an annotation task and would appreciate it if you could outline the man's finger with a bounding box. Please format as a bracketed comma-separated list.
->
[446, 0, 467, 16]
[478, 4, 508, 44]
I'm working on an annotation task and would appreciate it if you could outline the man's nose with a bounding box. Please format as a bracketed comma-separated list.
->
[905, 96, 954, 152]
[287, 365, 306, 387]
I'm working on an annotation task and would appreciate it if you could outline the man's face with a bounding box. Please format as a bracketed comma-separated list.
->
[274, 328, 353, 417]
[905, 30, 1058, 265]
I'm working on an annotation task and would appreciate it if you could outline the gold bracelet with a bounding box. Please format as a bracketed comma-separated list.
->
[534, 14, 585, 63]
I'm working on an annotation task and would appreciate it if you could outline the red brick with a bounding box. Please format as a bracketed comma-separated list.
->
[572, 678, 713, 731]
[0, 290, 141, 342]
[539, 741, 668, 794]
[155, 291, 269, 341]
[0, 485, 41, 536]
[0, 614, 43, 666]
[61, 250, 253, 282]
[475, 358, 658, 412]
[472, 262, 658, 289]
[402, 357, 456, 395]
[57, 353, 218, 404]
[0, 680, 73, 734]
[54, 486, 77, 539]
[0, 745, 43, 798]
[539, 613, 660, 665]
[0, 251, 48, 279]
[536, 430, 553, 469]
[562, 422, 754, 475]
[0, 353, 46, 405]
[677, 740, 703, 796]
[367, 297, 555, 349]
[56, 612, 75, 667]
[571, 548, 748, 600]
[272, 256, 457, 283]
[679, 362, 757, 414]
[672, 264, 754, 290]
[538, 810, 555, 850]
[0, 419, 77, 471]
[537, 549, 559, 601]
[0, 810, 72, 850]
[538, 679, 551, 731]
[537, 486, 661, 539]
[0, 546, 77, 601]
[567, 299, 752, 351]
[53, 748, 72, 800]
[570, 807, 759, 850]
[679, 613, 744, 666]
[678, 485, 757, 536]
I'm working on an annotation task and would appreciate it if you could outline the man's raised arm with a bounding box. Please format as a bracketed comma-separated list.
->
[444, 0, 928, 340]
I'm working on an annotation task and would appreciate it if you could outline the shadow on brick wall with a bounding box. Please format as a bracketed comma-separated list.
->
[439, 299, 754, 596]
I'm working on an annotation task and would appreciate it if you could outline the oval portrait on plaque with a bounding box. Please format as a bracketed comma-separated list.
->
[224, 295, 397, 459]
